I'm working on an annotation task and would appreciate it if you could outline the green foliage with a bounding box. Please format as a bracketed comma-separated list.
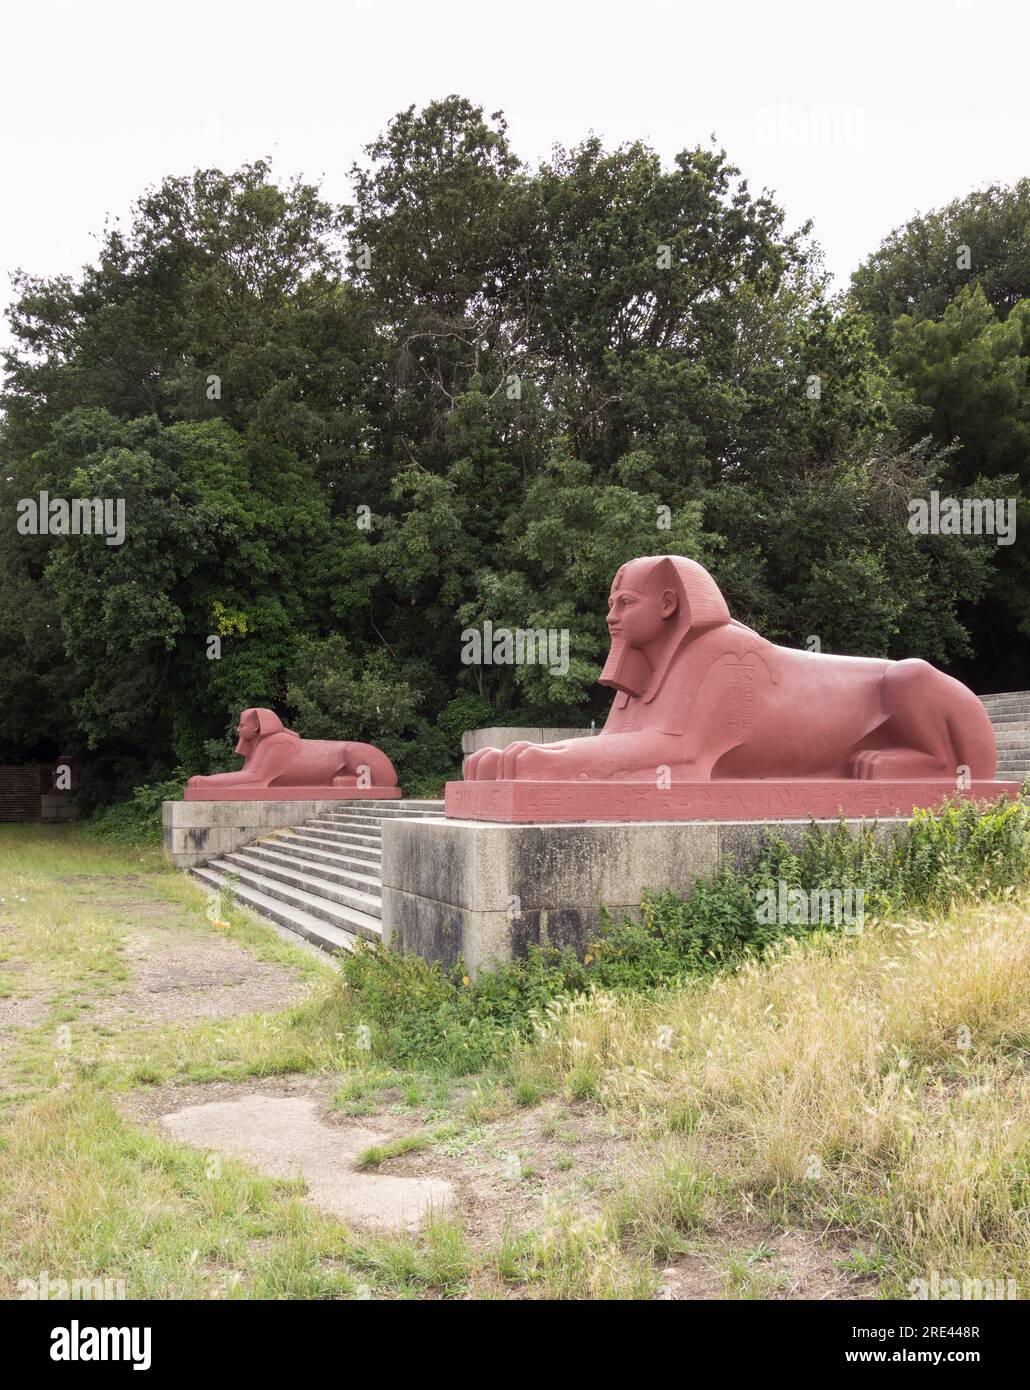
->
[850, 178, 1030, 352]
[89, 771, 187, 844]
[889, 287, 1030, 483]
[335, 937, 589, 1073]
[329, 795, 1030, 1073]
[850, 187, 1030, 685]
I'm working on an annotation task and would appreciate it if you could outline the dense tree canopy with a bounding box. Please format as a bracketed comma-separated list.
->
[1, 97, 1023, 804]
[849, 179, 1030, 352]
[850, 189, 1030, 686]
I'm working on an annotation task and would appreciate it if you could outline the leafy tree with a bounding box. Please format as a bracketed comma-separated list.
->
[3, 409, 372, 800]
[886, 286, 1030, 680]
[889, 286, 1030, 482]
[3, 161, 380, 497]
[850, 179, 1030, 351]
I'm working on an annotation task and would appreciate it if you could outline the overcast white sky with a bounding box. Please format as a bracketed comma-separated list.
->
[2, 0, 1028, 351]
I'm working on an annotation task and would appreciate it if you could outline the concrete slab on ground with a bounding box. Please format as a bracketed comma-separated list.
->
[160, 1094, 454, 1232]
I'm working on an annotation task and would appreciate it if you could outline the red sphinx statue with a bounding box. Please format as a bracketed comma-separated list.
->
[451, 555, 1016, 823]
[185, 708, 401, 801]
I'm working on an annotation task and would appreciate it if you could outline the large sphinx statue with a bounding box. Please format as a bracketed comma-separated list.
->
[185, 708, 400, 801]
[456, 556, 1007, 821]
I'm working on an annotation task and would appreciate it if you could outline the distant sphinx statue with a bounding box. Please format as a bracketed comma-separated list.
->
[463, 555, 998, 787]
[185, 708, 400, 801]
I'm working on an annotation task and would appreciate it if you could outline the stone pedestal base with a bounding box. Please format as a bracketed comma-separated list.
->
[381, 814, 908, 975]
[183, 785, 401, 802]
[445, 779, 1020, 824]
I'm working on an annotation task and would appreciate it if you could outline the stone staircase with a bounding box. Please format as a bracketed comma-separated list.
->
[190, 800, 444, 955]
[980, 691, 1030, 783]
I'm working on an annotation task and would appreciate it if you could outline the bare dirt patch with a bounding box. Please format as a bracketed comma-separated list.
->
[658, 1224, 878, 1300]
[116, 1075, 879, 1297]
[386, 1098, 626, 1246]
[0, 995, 50, 1031]
[119, 1073, 330, 1125]
[90, 928, 309, 1025]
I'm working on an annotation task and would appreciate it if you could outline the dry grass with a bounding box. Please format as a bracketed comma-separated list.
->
[507, 894, 1030, 1294]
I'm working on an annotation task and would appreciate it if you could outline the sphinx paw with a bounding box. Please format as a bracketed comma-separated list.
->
[849, 749, 946, 780]
[466, 748, 502, 781]
[849, 750, 879, 780]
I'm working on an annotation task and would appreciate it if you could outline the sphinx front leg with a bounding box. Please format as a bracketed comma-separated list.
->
[188, 768, 260, 788]
[474, 733, 693, 782]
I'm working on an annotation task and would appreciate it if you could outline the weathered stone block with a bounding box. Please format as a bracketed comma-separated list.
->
[380, 815, 792, 973]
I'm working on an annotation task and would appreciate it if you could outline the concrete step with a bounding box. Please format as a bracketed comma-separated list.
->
[260, 836, 387, 878]
[286, 828, 381, 862]
[203, 858, 382, 943]
[988, 713, 1030, 727]
[185, 800, 444, 958]
[304, 821, 382, 846]
[190, 866, 363, 955]
[319, 810, 443, 826]
[994, 732, 1030, 746]
[980, 690, 1030, 703]
[221, 849, 382, 919]
[241, 842, 381, 893]
[316, 815, 391, 833]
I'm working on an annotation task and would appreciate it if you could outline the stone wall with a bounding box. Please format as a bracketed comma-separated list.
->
[381, 814, 907, 975]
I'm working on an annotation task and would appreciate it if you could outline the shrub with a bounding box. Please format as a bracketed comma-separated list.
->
[89, 771, 188, 844]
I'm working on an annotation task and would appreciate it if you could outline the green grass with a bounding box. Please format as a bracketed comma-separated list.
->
[0, 1083, 474, 1300]
[356, 1132, 438, 1169]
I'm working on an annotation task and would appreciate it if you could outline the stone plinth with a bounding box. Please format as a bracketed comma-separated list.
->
[183, 784, 402, 802]
[380, 814, 907, 975]
[445, 779, 1020, 824]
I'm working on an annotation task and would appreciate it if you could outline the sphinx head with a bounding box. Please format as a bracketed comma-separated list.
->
[235, 707, 287, 759]
[600, 555, 731, 697]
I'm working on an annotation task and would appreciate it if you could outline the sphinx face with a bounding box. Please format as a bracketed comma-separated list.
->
[606, 585, 670, 649]
[601, 575, 681, 697]
[235, 709, 260, 758]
